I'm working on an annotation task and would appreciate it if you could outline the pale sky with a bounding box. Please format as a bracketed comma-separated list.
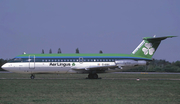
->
[0, 0, 179, 62]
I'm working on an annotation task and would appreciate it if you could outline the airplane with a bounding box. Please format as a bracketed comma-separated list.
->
[1, 36, 176, 79]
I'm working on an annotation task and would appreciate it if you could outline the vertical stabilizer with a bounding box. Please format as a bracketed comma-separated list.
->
[131, 36, 176, 59]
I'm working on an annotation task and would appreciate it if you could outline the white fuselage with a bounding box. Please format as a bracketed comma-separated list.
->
[2, 61, 120, 74]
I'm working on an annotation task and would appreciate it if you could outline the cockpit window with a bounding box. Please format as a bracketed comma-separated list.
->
[9, 58, 23, 62]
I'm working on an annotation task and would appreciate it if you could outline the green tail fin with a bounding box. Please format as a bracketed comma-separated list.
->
[131, 36, 176, 59]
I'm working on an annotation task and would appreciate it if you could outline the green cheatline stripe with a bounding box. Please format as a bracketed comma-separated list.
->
[18, 53, 142, 57]
[16, 53, 151, 60]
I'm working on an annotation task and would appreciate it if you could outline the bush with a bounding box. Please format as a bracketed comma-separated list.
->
[163, 65, 180, 72]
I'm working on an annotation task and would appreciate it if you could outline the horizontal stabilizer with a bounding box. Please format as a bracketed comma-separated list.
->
[143, 36, 177, 41]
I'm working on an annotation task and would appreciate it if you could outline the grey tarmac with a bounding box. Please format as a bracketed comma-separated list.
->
[0, 71, 180, 80]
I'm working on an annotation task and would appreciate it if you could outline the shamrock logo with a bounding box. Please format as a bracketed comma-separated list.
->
[142, 43, 155, 55]
[72, 63, 75, 66]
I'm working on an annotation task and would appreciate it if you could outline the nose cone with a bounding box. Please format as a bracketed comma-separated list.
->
[1, 64, 8, 71]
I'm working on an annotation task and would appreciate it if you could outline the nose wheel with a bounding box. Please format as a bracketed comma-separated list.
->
[30, 74, 35, 79]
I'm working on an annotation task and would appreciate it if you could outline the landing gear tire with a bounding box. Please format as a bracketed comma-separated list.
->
[30, 74, 35, 79]
[93, 74, 98, 79]
[88, 74, 92, 79]
[88, 73, 98, 79]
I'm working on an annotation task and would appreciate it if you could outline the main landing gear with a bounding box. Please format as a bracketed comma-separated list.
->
[30, 74, 35, 79]
[88, 73, 99, 79]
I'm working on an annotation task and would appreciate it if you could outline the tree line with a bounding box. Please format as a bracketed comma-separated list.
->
[42, 48, 103, 54]
[124, 59, 180, 72]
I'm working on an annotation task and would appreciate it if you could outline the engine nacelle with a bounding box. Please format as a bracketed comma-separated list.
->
[115, 60, 147, 67]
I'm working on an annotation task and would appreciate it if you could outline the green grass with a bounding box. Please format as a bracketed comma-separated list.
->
[0, 73, 180, 104]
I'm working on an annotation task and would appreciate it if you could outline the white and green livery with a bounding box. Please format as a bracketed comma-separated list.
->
[2, 36, 176, 79]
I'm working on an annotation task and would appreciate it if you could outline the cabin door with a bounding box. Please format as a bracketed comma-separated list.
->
[29, 55, 35, 69]
[79, 57, 83, 64]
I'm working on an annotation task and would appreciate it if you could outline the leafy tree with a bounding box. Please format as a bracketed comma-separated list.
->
[49, 49, 52, 54]
[42, 49, 44, 54]
[128, 66, 145, 72]
[131, 59, 180, 72]
[146, 65, 156, 72]
[154, 66, 163, 72]
[172, 61, 180, 67]
[163, 65, 179, 72]
[150, 59, 170, 67]
[99, 50, 103, 54]
[76, 48, 79, 53]
[58, 48, 61, 54]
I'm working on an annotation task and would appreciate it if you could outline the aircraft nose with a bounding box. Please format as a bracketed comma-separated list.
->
[1, 64, 8, 71]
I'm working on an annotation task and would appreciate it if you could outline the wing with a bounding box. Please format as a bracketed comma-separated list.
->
[71, 65, 117, 71]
